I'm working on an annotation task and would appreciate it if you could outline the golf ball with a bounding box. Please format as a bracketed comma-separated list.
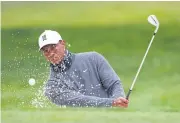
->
[29, 78, 35, 86]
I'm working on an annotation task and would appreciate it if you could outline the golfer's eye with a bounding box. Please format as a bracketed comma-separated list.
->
[51, 45, 56, 50]
[43, 48, 50, 53]
[52, 45, 56, 48]
[44, 49, 48, 53]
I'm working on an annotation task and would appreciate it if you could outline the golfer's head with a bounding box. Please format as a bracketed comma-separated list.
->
[38, 30, 66, 64]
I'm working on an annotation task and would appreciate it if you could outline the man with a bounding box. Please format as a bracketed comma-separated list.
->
[39, 30, 129, 107]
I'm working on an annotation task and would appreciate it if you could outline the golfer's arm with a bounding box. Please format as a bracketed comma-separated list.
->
[107, 80, 125, 98]
[45, 84, 114, 107]
[94, 52, 125, 98]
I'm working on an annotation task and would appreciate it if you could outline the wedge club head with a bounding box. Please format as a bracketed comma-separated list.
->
[148, 15, 159, 33]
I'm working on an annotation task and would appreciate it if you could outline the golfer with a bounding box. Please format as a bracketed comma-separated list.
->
[38, 30, 129, 107]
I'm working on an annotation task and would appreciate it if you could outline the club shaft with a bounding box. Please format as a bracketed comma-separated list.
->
[130, 34, 155, 90]
[126, 33, 156, 99]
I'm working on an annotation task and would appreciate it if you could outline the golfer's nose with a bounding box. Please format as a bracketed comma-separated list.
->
[48, 52, 55, 58]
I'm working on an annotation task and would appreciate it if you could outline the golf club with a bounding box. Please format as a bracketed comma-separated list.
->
[126, 15, 160, 100]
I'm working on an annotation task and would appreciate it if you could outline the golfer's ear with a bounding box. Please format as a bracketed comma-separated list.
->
[60, 40, 66, 45]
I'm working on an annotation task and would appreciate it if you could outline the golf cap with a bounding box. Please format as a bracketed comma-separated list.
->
[38, 30, 62, 50]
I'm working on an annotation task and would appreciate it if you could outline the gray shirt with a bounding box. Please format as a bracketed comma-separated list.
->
[45, 52, 125, 107]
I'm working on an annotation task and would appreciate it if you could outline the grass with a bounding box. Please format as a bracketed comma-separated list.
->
[2, 109, 180, 123]
[2, 2, 180, 28]
[1, 1, 180, 123]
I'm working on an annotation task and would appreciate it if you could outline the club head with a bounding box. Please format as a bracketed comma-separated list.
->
[148, 15, 159, 33]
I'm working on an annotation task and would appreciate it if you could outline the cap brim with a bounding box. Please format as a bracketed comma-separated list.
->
[39, 42, 58, 51]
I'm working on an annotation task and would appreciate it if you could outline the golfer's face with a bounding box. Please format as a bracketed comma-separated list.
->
[41, 41, 65, 64]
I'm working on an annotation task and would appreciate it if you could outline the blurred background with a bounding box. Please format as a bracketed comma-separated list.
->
[1, 1, 180, 123]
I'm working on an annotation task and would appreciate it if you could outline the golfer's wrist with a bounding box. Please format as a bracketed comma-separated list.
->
[112, 99, 117, 107]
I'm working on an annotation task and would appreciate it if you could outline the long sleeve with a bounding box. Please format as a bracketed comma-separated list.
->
[94, 52, 125, 98]
[44, 67, 114, 107]
[45, 80, 114, 107]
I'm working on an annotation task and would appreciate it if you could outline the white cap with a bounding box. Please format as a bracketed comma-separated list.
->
[38, 30, 62, 50]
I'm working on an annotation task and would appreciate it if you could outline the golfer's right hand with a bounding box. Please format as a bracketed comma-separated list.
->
[112, 97, 129, 108]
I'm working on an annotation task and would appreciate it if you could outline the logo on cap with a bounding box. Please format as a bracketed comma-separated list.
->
[42, 35, 47, 41]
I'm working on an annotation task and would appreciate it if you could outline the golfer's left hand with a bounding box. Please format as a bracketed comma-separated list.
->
[112, 97, 129, 108]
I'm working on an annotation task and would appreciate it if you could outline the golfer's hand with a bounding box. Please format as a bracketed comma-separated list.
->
[112, 97, 129, 108]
